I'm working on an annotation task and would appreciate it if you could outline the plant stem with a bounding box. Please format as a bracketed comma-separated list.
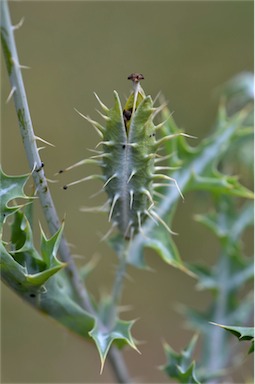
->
[128, 111, 249, 263]
[0, 0, 94, 318]
[109, 242, 129, 327]
[203, 253, 230, 384]
[109, 347, 132, 384]
[107, 244, 131, 382]
[1, 1, 131, 382]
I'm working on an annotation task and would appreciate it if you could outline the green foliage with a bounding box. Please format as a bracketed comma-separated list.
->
[177, 197, 253, 380]
[0, 169, 141, 369]
[0, 169, 65, 288]
[0, 167, 30, 232]
[10, 211, 65, 286]
[1, 26, 253, 379]
[79, 293, 140, 372]
[1, 1, 253, 381]
[127, 100, 253, 271]
[1, 89, 253, 380]
[159, 72, 253, 383]
[0, 169, 95, 338]
[161, 335, 201, 384]
[210, 323, 254, 354]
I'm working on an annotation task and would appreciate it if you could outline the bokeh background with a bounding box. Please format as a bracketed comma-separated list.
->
[1, 1, 253, 383]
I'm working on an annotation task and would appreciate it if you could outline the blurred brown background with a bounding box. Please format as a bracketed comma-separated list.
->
[1, 1, 253, 383]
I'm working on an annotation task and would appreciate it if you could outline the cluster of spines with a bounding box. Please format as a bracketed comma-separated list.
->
[60, 75, 191, 240]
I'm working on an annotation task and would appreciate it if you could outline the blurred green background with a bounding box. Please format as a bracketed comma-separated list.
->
[1, 1, 253, 383]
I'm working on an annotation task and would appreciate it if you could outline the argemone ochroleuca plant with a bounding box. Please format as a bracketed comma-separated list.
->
[60, 73, 191, 241]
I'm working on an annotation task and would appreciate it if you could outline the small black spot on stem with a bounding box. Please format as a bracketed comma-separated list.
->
[36, 162, 44, 172]
[29, 293, 36, 298]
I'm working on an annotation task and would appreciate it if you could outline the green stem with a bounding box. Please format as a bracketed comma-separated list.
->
[128, 109, 249, 264]
[204, 253, 230, 384]
[1, 1, 131, 382]
[0, 0, 94, 318]
[109, 242, 129, 327]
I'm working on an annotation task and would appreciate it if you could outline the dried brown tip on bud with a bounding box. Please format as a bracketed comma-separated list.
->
[127, 73, 144, 83]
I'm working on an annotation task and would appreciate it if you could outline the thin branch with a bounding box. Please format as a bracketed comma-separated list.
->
[0, 0, 94, 318]
[109, 242, 129, 327]
[1, 1, 131, 382]
[108, 348, 133, 384]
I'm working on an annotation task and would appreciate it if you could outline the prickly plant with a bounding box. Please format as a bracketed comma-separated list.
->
[1, 1, 253, 382]
[61, 73, 191, 241]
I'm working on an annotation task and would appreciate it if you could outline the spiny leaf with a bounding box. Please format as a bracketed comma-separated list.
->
[189, 261, 253, 292]
[0, 167, 30, 232]
[1, 242, 95, 338]
[161, 335, 201, 384]
[210, 323, 254, 354]
[128, 103, 253, 271]
[40, 224, 65, 268]
[110, 215, 191, 274]
[88, 295, 139, 372]
[191, 198, 253, 295]
[189, 172, 254, 199]
[1, 209, 95, 340]
[195, 200, 254, 245]
[183, 294, 254, 337]
[89, 318, 139, 373]
[7, 211, 66, 286]
[10, 210, 43, 264]
[127, 224, 193, 276]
